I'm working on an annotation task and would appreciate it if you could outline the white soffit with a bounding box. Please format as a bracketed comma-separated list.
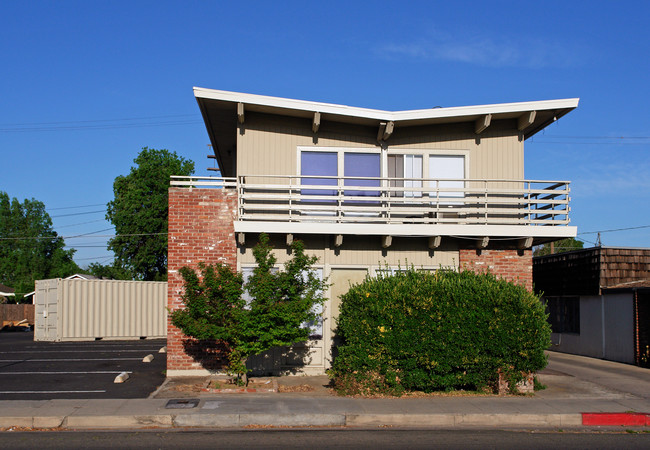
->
[233, 221, 578, 239]
[194, 87, 579, 127]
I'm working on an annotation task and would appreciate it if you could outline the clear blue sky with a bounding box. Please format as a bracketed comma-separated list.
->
[2, 1, 649, 266]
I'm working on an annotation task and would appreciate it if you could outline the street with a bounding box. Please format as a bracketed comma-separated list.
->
[0, 429, 649, 449]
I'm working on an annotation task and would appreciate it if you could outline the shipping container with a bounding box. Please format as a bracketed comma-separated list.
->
[34, 279, 167, 341]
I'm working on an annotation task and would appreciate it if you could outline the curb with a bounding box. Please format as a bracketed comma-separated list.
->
[2, 412, 649, 430]
[582, 413, 650, 426]
[0, 413, 583, 430]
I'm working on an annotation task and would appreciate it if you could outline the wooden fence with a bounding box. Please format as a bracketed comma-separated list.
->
[0, 304, 35, 326]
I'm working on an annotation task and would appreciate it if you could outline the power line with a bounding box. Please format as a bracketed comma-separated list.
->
[48, 203, 107, 211]
[51, 210, 106, 218]
[0, 231, 163, 241]
[1, 114, 197, 127]
[55, 219, 109, 229]
[578, 224, 650, 235]
[0, 119, 202, 133]
[535, 135, 650, 140]
[75, 255, 114, 262]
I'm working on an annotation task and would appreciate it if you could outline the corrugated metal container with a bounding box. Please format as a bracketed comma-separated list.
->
[34, 279, 167, 341]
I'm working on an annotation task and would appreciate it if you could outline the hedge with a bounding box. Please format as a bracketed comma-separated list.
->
[330, 269, 551, 395]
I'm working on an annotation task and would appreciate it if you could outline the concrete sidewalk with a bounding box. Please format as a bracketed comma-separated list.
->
[1, 352, 648, 430]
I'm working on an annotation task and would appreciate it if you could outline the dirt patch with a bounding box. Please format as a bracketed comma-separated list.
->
[277, 384, 315, 393]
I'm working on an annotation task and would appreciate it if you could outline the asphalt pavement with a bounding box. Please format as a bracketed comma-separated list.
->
[0, 332, 648, 430]
[0, 330, 166, 400]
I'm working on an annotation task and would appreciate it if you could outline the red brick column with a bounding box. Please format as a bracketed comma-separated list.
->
[459, 248, 533, 291]
[167, 187, 238, 375]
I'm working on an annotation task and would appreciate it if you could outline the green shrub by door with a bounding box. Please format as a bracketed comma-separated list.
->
[330, 269, 551, 395]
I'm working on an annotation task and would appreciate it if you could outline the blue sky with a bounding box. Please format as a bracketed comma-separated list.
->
[1, 1, 649, 266]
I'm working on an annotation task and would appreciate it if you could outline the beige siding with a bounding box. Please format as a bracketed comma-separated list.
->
[237, 113, 523, 180]
[239, 234, 458, 269]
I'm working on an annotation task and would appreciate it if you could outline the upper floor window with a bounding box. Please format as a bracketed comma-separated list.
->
[300, 149, 380, 201]
[299, 147, 467, 200]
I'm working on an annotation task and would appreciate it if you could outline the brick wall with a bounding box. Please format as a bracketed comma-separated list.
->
[459, 247, 533, 291]
[167, 187, 238, 375]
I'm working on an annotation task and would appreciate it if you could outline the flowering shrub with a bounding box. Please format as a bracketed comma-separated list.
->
[330, 269, 551, 395]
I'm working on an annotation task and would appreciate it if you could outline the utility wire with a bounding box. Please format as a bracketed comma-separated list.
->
[54, 219, 109, 229]
[48, 203, 107, 211]
[1, 114, 197, 126]
[1, 119, 202, 133]
[0, 231, 162, 241]
[534, 135, 650, 140]
[51, 210, 106, 218]
[578, 224, 650, 235]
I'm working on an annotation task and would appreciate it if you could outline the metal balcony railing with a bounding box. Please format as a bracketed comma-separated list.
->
[170, 175, 571, 226]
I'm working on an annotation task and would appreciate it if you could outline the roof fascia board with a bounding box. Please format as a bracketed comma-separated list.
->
[234, 221, 577, 239]
[194, 87, 578, 124]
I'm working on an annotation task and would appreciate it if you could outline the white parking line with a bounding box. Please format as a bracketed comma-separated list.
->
[0, 371, 133, 375]
[0, 349, 161, 354]
[0, 390, 106, 394]
[0, 358, 144, 362]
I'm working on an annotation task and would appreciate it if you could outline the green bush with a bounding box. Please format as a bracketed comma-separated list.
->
[330, 269, 551, 395]
[170, 233, 326, 383]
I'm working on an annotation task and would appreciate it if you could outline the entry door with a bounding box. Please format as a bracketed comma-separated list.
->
[326, 269, 368, 366]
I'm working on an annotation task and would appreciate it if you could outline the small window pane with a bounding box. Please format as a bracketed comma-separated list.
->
[430, 155, 464, 198]
[344, 153, 380, 198]
[301, 151, 337, 197]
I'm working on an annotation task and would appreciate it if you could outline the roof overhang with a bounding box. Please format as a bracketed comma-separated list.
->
[194, 88, 579, 176]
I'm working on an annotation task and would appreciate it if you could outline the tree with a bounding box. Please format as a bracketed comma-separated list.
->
[87, 261, 132, 280]
[0, 192, 80, 301]
[533, 237, 584, 257]
[106, 147, 194, 281]
[171, 233, 327, 384]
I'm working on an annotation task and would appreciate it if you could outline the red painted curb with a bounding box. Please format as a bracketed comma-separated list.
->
[582, 413, 649, 426]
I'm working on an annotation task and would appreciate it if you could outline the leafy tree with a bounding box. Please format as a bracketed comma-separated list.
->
[106, 147, 194, 281]
[171, 233, 327, 384]
[533, 237, 584, 257]
[87, 261, 132, 280]
[0, 191, 80, 301]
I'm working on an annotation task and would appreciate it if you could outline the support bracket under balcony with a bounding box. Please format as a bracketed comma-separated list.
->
[428, 236, 442, 249]
[517, 236, 534, 250]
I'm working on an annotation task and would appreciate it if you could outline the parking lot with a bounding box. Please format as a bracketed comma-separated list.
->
[0, 330, 166, 400]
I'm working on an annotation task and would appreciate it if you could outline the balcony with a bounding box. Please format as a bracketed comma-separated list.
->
[170, 175, 574, 241]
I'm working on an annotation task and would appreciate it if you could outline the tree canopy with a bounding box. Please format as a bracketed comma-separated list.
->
[106, 147, 194, 281]
[0, 192, 80, 301]
[533, 237, 585, 257]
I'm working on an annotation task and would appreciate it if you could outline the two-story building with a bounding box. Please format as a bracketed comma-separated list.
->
[166, 88, 579, 376]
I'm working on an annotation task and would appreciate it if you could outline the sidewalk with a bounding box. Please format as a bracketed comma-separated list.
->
[1, 352, 649, 430]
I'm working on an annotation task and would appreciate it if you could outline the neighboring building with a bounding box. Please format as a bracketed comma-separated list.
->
[64, 274, 100, 281]
[534, 247, 650, 367]
[21, 274, 99, 303]
[0, 283, 15, 303]
[167, 88, 579, 376]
